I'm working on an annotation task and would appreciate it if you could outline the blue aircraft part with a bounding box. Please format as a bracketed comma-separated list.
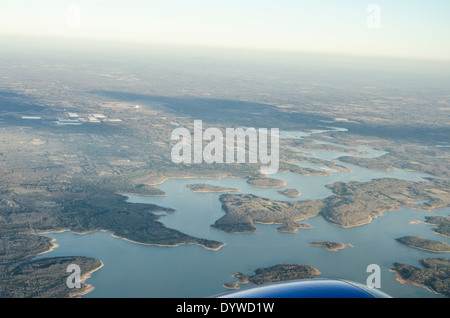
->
[214, 278, 391, 298]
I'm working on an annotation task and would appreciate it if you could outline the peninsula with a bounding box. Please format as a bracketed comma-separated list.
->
[396, 236, 450, 253]
[391, 258, 450, 297]
[0, 235, 103, 299]
[424, 216, 450, 238]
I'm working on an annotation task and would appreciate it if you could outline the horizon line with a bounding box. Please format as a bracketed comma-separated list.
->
[2, 32, 450, 64]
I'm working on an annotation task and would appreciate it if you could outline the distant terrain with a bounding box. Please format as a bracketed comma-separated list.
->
[0, 47, 449, 297]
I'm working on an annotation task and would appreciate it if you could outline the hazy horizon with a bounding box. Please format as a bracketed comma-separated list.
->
[2, 34, 450, 79]
[1, 1, 450, 62]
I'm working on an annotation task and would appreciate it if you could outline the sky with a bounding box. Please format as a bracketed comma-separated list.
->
[1, 0, 450, 61]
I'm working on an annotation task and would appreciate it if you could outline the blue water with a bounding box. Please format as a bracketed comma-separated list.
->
[36, 130, 449, 298]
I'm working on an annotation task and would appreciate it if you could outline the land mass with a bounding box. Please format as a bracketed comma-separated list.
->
[2, 190, 225, 251]
[0, 234, 103, 298]
[212, 193, 324, 233]
[278, 162, 330, 176]
[119, 183, 166, 196]
[391, 258, 450, 297]
[223, 264, 321, 289]
[322, 178, 450, 228]
[278, 189, 301, 198]
[396, 236, 450, 253]
[277, 222, 312, 233]
[247, 177, 287, 188]
[294, 156, 352, 173]
[308, 241, 353, 251]
[186, 183, 239, 193]
[339, 143, 450, 179]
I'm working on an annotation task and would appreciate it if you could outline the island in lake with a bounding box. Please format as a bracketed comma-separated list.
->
[277, 222, 312, 233]
[308, 241, 353, 252]
[186, 183, 239, 193]
[396, 236, 450, 253]
[391, 258, 450, 297]
[223, 264, 321, 290]
[278, 189, 301, 198]
[247, 177, 287, 188]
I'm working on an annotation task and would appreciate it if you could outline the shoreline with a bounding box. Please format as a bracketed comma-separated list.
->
[277, 190, 301, 198]
[186, 183, 240, 193]
[190, 190, 239, 193]
[117, 192, 167, 200]
[422, 221, 450, 238]
[327, 206, 402, 229]
[210, 224, 257, 234]
[422, 221, 450, 239]
[432, 230, 450, 239]
[389, 269, 439, 295]
[399, 244, 450, 254]
[70, 260, 105, 298]
[188, 189, 240, 193]
[223, 267, 322, 290]
[33, 228, 226, 252]
[212, 218, 315, 234]
[108, 233, 227, 251]
[255, 216, 311, 226]
[247, 181, 287, 189]
[32, 228, 110, 236]
[31, 231, 105, 298]
[121, 173, 255, 196]
[277, 224, 313, 234]
[147, 174, 245, 187]
[35, 238, 60, 256]
[308, 242, 351, 252]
